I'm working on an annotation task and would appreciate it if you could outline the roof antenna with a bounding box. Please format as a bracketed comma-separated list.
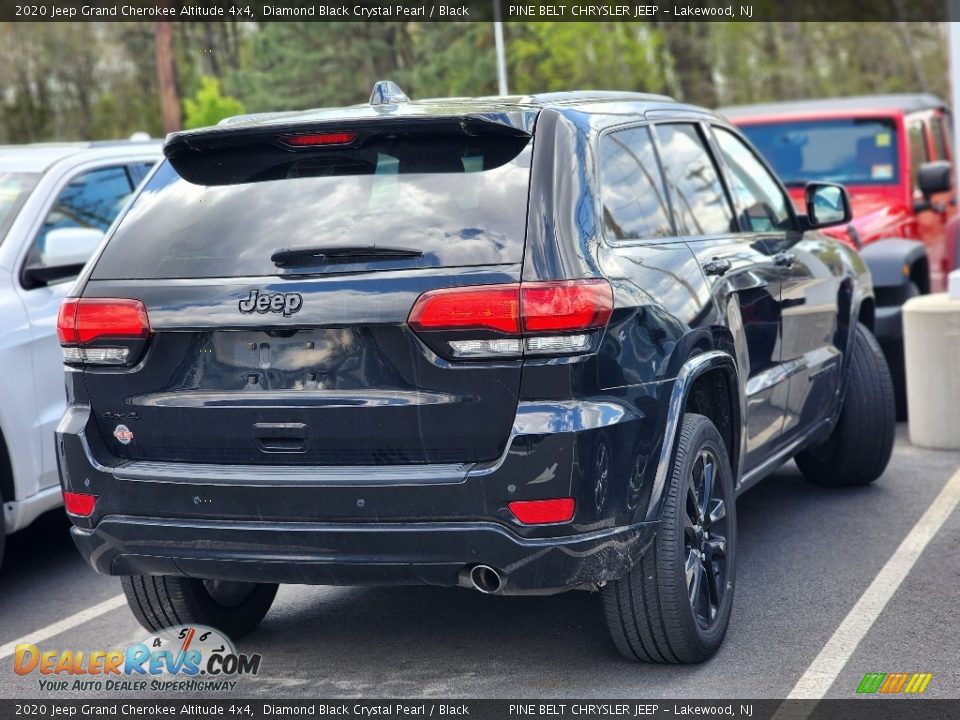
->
[370, 80, 410, 106]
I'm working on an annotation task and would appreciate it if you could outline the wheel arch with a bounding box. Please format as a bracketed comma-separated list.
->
[859, 238, 929, 295]
[644, 350, 741, 523]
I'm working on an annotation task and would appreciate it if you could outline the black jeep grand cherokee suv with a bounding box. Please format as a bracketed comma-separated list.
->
[57, 85, 894, 663]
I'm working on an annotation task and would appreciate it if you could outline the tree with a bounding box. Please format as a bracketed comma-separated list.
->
[154, 21, 182, 133]
[183, 76, 245, 129]
[508, 22, 666, 95]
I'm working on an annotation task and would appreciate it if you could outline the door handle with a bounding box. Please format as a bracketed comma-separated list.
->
[703, 257, 732, 276]
[774, 252, 796, 268]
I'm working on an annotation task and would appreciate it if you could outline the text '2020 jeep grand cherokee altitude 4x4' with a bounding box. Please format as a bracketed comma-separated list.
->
[57, 85, 895, 663]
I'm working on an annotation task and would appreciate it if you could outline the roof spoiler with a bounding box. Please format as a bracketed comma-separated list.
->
[164, 115, 530, 186]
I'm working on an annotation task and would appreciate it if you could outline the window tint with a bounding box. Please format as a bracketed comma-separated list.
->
[32, 166, 133, 256]
[654, 124, 735, 236]
[0, 172, 39, 246]
[599, 126, 672, 241]
[930, 117, 949, 161]
[92, 137, 532, 280]
[740, 118, 899, 185]
[713, 127, 793, 232]
[908, 121, 929, 187]
[128, 161, 157, 186]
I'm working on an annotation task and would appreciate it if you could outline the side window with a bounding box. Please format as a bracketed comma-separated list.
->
[654, 123, 735, 237]
[29, 165, 134, 259]
[128, 161, 157, 186]
[907, 120, 929, 188]
[598, 126, 673, 241]
[713, 127, 793, 232]
[930, 117, 950, 161]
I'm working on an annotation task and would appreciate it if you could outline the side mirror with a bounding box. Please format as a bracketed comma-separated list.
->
[917, 160, 952, 197]
[24, 227, 104, 287]
[804, 182, 852, 229]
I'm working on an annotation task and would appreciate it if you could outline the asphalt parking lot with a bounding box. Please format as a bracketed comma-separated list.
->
[2, 425, 959, 700]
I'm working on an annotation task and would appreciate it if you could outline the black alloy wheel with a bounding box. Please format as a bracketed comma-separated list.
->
[684, 448, 728, 629]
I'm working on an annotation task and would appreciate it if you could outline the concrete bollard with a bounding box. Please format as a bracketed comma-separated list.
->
[903, 270, 960, 449]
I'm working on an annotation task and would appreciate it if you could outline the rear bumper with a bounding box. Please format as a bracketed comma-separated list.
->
[57, 386, 670, 592]
[70, 515, 656, 594]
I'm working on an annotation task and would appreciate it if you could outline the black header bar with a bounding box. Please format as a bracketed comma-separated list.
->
[0, 0, 952, 23]
[2, 700, 960, 720]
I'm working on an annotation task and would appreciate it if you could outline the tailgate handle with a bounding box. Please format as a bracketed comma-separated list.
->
[253, 423, 308, 453]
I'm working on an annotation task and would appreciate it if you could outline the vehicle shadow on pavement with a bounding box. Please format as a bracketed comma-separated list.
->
[2, 508, 76, 580]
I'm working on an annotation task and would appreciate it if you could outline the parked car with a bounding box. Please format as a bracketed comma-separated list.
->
[720, 94, 957, 414]
[0, 140, 160, 567]
[57, 85, 894, 662]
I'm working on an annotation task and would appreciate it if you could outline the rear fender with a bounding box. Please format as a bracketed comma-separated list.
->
[643, 350, 740, 523]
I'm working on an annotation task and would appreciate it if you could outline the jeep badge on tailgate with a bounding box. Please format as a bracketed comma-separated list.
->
[239, 290, 303, 317]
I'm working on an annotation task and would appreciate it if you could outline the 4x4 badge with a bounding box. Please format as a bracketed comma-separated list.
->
[239, 290, 303, 317]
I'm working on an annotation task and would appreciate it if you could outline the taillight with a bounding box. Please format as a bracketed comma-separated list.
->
[63, 491, 97, 517]
[408, 285, 520, 334]
[57, 298, 151, 365]
[407, 279, 612, 359]
[522, 280, 613, 332]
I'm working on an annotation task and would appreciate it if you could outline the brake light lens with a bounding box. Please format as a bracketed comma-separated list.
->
[57, 298, 151, 365]
[280, 131, 357, 147]
[407, 279, 613, 358]
[408, 285, 520, 334]
[522, 280, 613, 332]
[508, 498, 576, 525]
[63, 491, 97, 517]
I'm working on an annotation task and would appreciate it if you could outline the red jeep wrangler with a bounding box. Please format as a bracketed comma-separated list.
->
[722, 94, 957, 414]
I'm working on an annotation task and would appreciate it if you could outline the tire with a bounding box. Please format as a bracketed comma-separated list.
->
[0, 510, 5, 572]
[796, 323, 895, 487]
[601, 413, 736, 663]
[121, 575, 278, 638]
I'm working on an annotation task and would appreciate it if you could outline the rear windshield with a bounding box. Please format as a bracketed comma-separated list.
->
[91, 135, 532, 280]
[739, 118, 899, 187]
[0, 172, 40, 246]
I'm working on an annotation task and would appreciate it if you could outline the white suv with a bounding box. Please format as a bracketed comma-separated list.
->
[0, 141, 160, 565]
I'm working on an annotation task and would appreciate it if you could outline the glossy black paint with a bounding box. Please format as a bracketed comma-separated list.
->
[58, 93, 873, 593]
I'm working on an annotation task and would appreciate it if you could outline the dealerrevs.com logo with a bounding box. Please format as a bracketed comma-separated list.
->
[14, 625, 262, 693]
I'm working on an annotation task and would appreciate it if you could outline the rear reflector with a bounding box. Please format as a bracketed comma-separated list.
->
[508, 498, 576, 525]
[63, 491, 97, 517]
[57, 298, 151, 346]
[280, 131, 357, 147]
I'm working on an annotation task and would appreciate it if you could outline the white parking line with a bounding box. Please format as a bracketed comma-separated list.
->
[0, 594, 126, 660]
[786, 465, 960, 699]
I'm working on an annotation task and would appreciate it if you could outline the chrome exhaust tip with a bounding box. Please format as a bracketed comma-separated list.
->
[468, 564, 504, 594]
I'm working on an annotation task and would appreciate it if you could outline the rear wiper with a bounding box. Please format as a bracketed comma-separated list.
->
[271, 245, 423, 267]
